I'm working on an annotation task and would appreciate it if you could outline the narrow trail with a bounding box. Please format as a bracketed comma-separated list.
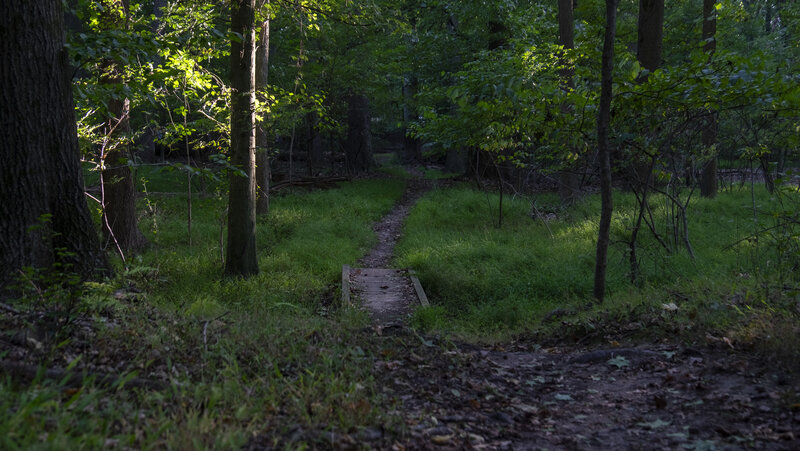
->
[358, 176, 431, 268]
[350, 173, 433, 326]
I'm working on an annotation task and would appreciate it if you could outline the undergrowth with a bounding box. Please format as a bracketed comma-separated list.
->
[2, 175, 406, 448]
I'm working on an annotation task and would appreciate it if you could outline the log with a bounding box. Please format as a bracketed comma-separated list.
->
[408, 270, 430, 307]
[270, 176, 350, 192]
[341, 264, 351, 306]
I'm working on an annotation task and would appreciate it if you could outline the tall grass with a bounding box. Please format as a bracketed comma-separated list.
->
[396, 183, 799, 340]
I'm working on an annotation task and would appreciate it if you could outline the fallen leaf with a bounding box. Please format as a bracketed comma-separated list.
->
[607, 355, 630, 368]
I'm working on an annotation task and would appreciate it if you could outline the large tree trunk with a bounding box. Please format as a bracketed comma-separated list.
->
[630, 0, 664, 191]
[98, 0, 147, 254]
[700, 0, 718, 197]
[0, 0, 110, 292]
[226, 0, 259, 277]
[637, 0, 664, 73]
[700, 0, 719, 197]
[255, 2, 271, 215]
[345, 94, 375, 174]
[557, 0, 579, 203]
[594, 0, 619, 303]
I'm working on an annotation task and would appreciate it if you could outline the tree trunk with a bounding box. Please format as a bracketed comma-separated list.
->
[99, 0, 147, 254]
[629, 0, 664, 192]
[700, 0, 718, 198]
[255, 5, 271, 215]
[0, 0, 110, 292]
[403, 76, 422, 162]
[226, 0, 259, 277]
[557, 0, 579, 203]
[307, 112, 324, 176]
[594, 0, 619, 303]
[637, 0, 664, 73]
[345, 94, 375, 174]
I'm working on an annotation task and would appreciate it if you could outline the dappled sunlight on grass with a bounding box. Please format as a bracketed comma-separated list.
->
[137, 178, 406, 312]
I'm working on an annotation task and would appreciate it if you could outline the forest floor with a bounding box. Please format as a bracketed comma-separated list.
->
[281, 170, 800, 450]
[2, 169, 799, 449]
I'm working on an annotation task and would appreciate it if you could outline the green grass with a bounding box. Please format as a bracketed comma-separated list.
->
[396, 183, 800, 344]
[83, 161, 225, 194]
[2, 173, 407, 449]
[376, 165, 412, 179]
[423, 167, 460, 180]
[140, 178, 405, 310]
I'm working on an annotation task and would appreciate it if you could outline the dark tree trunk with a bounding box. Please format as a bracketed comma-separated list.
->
[637, 0, 664, 73]
[557, 0, 579, 203]
[700, 0, 718, 198]
[307, 112, 323, 175]
[630, 0, 664, 191]
[101, 95, 147, 254]
[403, 77, 422, 162]
[255, 4, 271, 215]
[594, 0, 619, 303]
[98, 0, 146, 254]
[345, 94, 375, 174]
[0, 0, 110, 292]
[226, 0, 259, 277]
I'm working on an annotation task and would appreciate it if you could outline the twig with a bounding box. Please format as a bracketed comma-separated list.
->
[0, 302, 20, 314]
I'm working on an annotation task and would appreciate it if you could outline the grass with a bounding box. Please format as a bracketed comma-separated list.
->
[396, 183, 800, 348]
[422, 167, 460, 180]
[4, 166, 799, 447]
[2, 171, 407, 449]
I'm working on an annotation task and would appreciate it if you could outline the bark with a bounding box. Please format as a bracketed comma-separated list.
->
[226, 0, 259, 277]
[0, 0, 110, 292]
[403, 77, 422, 162]
[630, 0, 664, 192]
[637, 0, 664, 73]
[557, 0, 579, 203]
[99, 0, 147, 254]
[700, 0, 718, 198]
[594, 0, 619, 303]
[255, 5, 271, 215]
[307, 112, 324, 176]
[345, 94, 375, 174]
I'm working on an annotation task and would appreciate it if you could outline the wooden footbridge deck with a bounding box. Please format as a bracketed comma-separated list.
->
[341, 265, 429, 325]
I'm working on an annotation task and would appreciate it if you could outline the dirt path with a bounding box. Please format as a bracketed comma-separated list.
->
[358, 176, 431, 268]
[350, 173, 432, 325]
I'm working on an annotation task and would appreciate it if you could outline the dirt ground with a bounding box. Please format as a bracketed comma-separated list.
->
[366, 332, 799, 450]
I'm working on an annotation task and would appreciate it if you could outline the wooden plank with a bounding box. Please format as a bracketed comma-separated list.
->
[408, 270, 430, 307]
[341, 264, 351, 306]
